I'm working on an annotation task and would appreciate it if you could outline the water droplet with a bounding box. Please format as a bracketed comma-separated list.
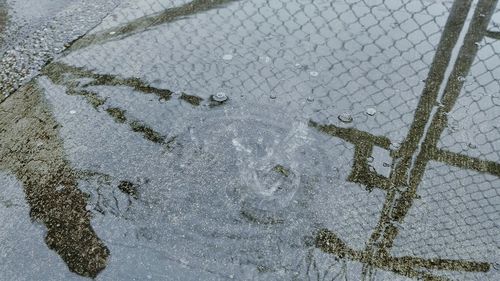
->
[213, 92, 228, 102]
[310, 71, 319, 77]
[338, 112, 353, 123]
[270, 94, 277, 100]
[222, 54, 233, 61]
[471, 92, 482, 101]
[365, 107, 377, 116]
[69, 110, 77, 114]
[262, 56, 271, 63]
[306, 97, 314, 102]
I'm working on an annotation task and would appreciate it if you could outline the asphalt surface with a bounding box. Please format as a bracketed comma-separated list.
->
[1, 0, 500, 280]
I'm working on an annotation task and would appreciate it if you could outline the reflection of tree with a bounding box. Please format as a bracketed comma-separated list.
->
[0, 1, 232, 277]
[70, 0, 236, 50]
[311, 0, 500, 280]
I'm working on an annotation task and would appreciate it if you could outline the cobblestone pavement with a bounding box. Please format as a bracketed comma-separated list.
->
[1, 0, 499, 280]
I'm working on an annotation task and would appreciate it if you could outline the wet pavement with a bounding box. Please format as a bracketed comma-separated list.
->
[0, 0, 121, 98]
[1, 0, 500, 280]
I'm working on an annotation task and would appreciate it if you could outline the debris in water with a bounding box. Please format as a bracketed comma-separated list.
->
[117, 181, 138, 199]
[212, 92, 228, 102]
[338, 112, 353, 123]
[366, 107, 377, 116]
[273, 165, 291, 177]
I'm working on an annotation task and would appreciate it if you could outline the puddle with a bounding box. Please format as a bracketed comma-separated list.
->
[1, 0, 500, 280]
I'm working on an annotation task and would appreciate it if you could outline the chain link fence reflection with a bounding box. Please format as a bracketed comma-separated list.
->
[13, 0, 500, 279]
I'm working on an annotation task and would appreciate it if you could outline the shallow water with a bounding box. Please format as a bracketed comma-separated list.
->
[1, 0, 500, 280]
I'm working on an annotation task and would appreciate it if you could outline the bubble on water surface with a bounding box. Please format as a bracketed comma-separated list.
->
[338, 112, 353, 123]
[212, 92, 228, 102]
[366, 107, 377, 116]
[222, 54, 233, 61]
[390, 142, 401, 150]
